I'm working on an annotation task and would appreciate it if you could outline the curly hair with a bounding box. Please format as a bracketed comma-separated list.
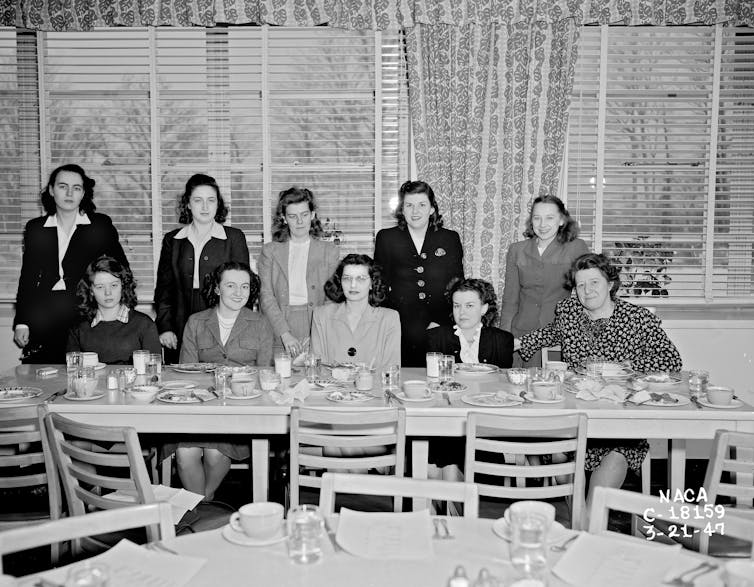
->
[202, 261, 260, 309]
[76, 256, 137, 322]
[522, 194, 580, 243]
[445, 277, 499, 327]
[393, 180, 444, 231]
[271, 187, 324, 242]
[41, 164, 97, 217]
[177, 174, 229, 225]
[565, 253, 622, 301]
[324, 254, 387, 306]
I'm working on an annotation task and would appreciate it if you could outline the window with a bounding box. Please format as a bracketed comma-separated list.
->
[564, 25, 754, 303]
[0, 26, 408, 302]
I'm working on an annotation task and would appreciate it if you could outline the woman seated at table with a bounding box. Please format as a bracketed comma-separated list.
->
[67, 256, 161, 363]
[175, 261, 273, 500]
[311, 253, 400, 370]
[517, 252, 682, 521]
[427, 277, 513, 368]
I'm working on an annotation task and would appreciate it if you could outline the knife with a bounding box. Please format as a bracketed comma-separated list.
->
[442, 391, 451, 406]
[46, 388, 67, 403]
[386, 390, 403, 404]
[690, 395, 703, 410]
[323, 518, 342, 553]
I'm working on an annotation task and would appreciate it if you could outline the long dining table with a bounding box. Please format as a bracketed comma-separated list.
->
[3, 363, 754, 502]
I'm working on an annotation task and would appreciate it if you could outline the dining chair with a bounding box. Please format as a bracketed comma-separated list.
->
[319, 472, 479, 518]
[289, 407, 406, 511]
[0, 502, 175, 574]
[464, 412, 587, 530]
[44, 412, 157, 554]
[0, 404, 62, 563]
[589, 486, 754, 557]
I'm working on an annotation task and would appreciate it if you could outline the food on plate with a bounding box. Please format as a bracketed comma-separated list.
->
[642, 372, 675, 383]
[650, 392, 678, 404]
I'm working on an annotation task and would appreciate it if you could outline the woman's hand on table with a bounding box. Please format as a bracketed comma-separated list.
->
[281, 332, 303, 357]
[13, 325, 29, 348]
[159, 331, 178, 349]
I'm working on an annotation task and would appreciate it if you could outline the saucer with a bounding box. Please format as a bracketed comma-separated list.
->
[396, 390, 433, 402]
[697, 396, 743, 409]
[63, 391, 105, 401]
[524, 392, 565, 404]
[461, 392, 523, 407]
[492, 518, 569, 544]
[93, 362, 107, 371]
[227, 391, 263, 400]
[221, 524, 287, 547]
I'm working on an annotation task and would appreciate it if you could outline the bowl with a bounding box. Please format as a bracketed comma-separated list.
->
[402, 380, 427, 399]
[706, 385, 734, 406]
[128, 385, 160, 403]
[507, 368, 529, 386]
[332, 365, 358, 381]
[504, 500, 556, 532]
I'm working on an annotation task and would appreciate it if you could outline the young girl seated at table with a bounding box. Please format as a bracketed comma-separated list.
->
[67, 256, 161, 364]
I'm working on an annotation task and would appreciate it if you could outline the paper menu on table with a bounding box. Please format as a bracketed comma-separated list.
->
[552, 532, 682, 587]
[22, 540, 204, 587]
[105, 485, 203, 524]
[335, 508, 434, 559]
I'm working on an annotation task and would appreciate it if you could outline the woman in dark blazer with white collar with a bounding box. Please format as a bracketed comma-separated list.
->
[154, 174, 249, 362]
[258, 187, 340, 357]
[13, 164, 128, 363]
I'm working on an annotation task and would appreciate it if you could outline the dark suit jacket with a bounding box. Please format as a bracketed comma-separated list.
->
[14, 213, 128, 333]
[426, 325, 514, 368]
[374, 225, 464, 366]
[154, 225, 249, 343]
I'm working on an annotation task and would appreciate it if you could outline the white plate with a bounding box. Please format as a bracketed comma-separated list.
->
[575, 365, 634, 380]
[455, 363, 499, 375]
[170, 363, 216, 374]
[161, 380, 198, 390]
[697, 396, 743, 409]
[640, 393, 690, 407]
[492, 518, 570, 544]
[221, 524, 287, 547]
[395, 390, 434, 403]
[93, 362, 107, 371]
[428, 381, 468, 394]
[0, 387, 43, 402]
[524, 392, 565, 404]
[156, 390, 212, 403]
[636, 374, 683, 386]
[326, 390, 377, 403]
[461, 392, 523, 407]
[226, 391, 263, 401]
[63, 391, 105, 401]
[310, 377, 347, 388]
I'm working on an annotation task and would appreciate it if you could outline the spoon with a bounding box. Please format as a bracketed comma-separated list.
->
[550, 534, 579, 552]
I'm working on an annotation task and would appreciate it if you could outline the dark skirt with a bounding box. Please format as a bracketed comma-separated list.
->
[162, 435, 250, 461]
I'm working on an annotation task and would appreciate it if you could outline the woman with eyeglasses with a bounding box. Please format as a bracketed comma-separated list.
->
[311, 254, 400, 370]
[258, 187, 340, 357]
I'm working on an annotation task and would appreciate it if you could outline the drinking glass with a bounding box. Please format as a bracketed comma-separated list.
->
[65, 351, 82, 392]
[66, 561, 109, 586]
[438, 355, 455, 383]
[146, 353, 162, 385]
[287, 504, 325, 564]
[116, 367, 136, 392]
[688, 369, 709, 395]
[585, 356, 604, 379]
[274, 352, 292, 379]
[510, 512, 548, 582]
[132, 349, 150, 375]
[71, 366, 97, 399]
[214, 366, 233, 399]
[380, 364, 401, 391]
[426, 352, 442, 378]
[303, 353, 321, 379]
[259, 368, 281, 392]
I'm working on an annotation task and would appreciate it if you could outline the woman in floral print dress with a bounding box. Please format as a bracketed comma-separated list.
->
[518, 252, 682, 523]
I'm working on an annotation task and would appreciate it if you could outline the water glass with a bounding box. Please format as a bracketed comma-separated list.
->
[132, 349, 150, 375]
[116, 367, 136, 392]
[688, 369, 709, 395]
[380, 364, 401, 391]
[146, 353, 162, 385]
[65, 351, 82, 392]
[71, 366, 97, 399]
[214, 365, 233, 399]
[303, 353, 321, 379]
[259, 368, 281, 392]
[585, 356, 604, 379]
[426, 352, 442, 378]
[66, 561, 109, 586]
[274, 352, 292, 379]
[287, 504, 325, 564]
[510, 512, 548, 582]
[438, 355, 455, 383]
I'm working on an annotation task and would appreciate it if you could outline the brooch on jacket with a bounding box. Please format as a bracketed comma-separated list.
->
[435, 248, 446, 257]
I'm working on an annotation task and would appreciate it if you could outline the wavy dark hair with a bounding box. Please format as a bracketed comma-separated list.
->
[394, 180, 444, 231]
[445, 277, 499, 327]
[202, 261, 260, 309]
[271, 187, 324, 242]
[177, 174, 229, 225]
[324, 254, 387, 306]
[566, 253, 622, 301]
[76, 256, 137, 322]
[41, 164, 97, 217]
[522, 194, 579, 243]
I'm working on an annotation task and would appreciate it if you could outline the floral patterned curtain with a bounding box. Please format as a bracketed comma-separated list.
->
[406, 19, 580, 293]
[4, 0, 750, 31]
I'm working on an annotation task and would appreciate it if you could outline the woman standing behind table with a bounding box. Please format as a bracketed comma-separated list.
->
[258, 187, 340, 358]
[500, 194, 588, 367]
[67, 256, 161, 364]
[175, 261, 273, 500]
[427, 278, 513, 368]
[311, 254, 400, 370]
[154, 174, 249, 363]
[374, 180, 463, 367]
[14, 164, 128, 363]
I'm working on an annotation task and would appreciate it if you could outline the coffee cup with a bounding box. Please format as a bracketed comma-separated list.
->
[531, 381, 558, 400]
[81, 352, 99, 367]
[402, 380, 427, 399]
[504, 500, 556, 532]
[706, 385, 734, 406]
[229, 502, 284, 539]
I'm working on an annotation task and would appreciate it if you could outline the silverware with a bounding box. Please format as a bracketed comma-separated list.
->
[34, 578, 64, 587]
[146, 540, 179, 555]
[663, 561, 717, 587]
[46, 388, 67, 403]
[550, 534, 579, 552]
[207, 386, 219, 399]
[386, 390, 403, 404]
[324, 518, 342, 553]
[439, 518, 453, 539]
[690, 395, 703, 410]
[432, 518, 442, 539]
[518, 391, 532, 404]
[442, 392, 451, 406]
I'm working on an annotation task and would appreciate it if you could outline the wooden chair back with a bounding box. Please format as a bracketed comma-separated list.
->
[0, 502, 175, 573]
[464, 412, 587, 529]
[320, 472, 479, 518]
[290, 407, 406, 510]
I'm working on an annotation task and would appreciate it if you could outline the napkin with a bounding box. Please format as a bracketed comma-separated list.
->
[105, 485, 204, 524]
[552, 532, 682, 587]
[269, 378, 311, 405]
[28, 539, 205, 587]
[576, 383, 629, 403]
[335, 507, 434, 559]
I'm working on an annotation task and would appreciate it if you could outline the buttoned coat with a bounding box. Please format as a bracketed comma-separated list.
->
[258, 239, 340, 342]
[374, 226, 463, 367]
[179, 306, 274, 367]
[500, 237, 589, 337]
[426, 325, 514, 368]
